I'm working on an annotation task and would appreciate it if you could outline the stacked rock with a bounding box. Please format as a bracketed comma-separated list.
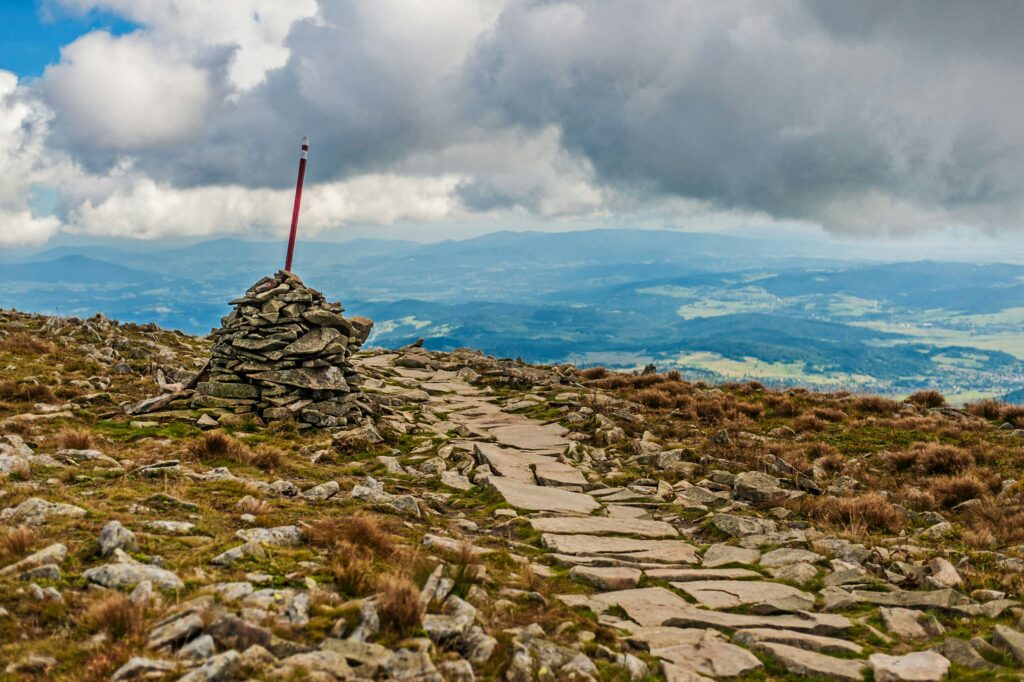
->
[192, 270, 373, 427]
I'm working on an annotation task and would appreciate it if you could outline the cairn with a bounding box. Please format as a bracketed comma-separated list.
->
[132, 271, 373, 428]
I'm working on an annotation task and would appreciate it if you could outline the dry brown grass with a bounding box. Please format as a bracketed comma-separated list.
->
[802, 493, 906, 534]
[0, 332, 56, 355]
[966, 399, 1002, 421]
[853, 395, 898, 414]
[793, 414, 825, 433]
[928, 474, 990, 508]
[83, 593, 144, 639]
[376, 576, 424, 636]
[0, 525, 37, 559]
[330, 541, 377, 596]
[0, 380, 56, 403]
[235, 495, 272, 516]
[307, 513, 396, 558]
[56, 427, 95, 450]
[188, 431, 282, 471]
[886, 443, 974, 476]
[579, 367, 608, 380]
[907, 390, 946, 408]
[1001, 405, 1024, 428]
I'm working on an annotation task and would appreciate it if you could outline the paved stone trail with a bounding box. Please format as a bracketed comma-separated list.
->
[370, 352, 974, 681]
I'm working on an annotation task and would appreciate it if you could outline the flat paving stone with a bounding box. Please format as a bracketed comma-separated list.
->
[542, 535, 699, 564]
[569, 565, 642, 590]
[869, 651, 950, 682]
[759, 548, 823, 567]
[473, 443, 560, 483]
[488, 424, 570, 451]
[731, 628, 863, 655]
[606, 505, 649, 519]
[652, 631, 763, 679]
[488, 478, 599, 514]
[645, 567, 762, 581]
[564, 587, 852, 635]
[751, 642, 866, 681]
[529, 516, 678, 539]
[671, 580, 815, 612]
[702, 543, 760, 567]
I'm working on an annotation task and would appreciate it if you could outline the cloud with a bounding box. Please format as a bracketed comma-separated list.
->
[66, 174, 465, 239]
[5, 0, 1024, 244]
[42, 31, 215, 151]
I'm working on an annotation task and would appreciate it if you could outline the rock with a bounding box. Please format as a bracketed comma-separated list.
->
[869, 651, 950, 682]
[99, 520, 138, 557]
[528, 515, 678, 538]
[112, 657, 177, 680]
[712, 513, 777, 538]
[570, 565, 642, 590]
[84, 558, 184, 590]
[178, 634, 216, 661]
[236, 526, 302, 546]
[438, 658, 475, 681]
[672, 579, 816, 612]
[732, 628, 862, 655]
[542, 534, 700, 564]
[146, 520, 197, 535]
[926, 557, 962, 588]
[752, 642, 866, 681]
[148, 612, 203, 650]
[276, 650, 354, 678]
[759, 548, 822, 567]
[936, 637, 998, 670]
[5, 655, 57, 675]
[992, 624, 1024, 665]
[733, 471, 787, 503]
[211, 541, 266, 565]
[880, 607, 928, 639]
[301, 480, 340, 501]
[702, 543, 760, 567]
[488, 477, 599, 514]
[0, 543, 67, 576]
[648, 629, 763, 678]
[768, 562, 819, 585]
[177, 650, 240, 682]
[0, 497, 87, 525]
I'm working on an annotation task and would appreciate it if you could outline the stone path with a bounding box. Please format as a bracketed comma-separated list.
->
[369, 357, 905, 680]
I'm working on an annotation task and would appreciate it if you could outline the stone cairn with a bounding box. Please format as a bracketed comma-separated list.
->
[132, 270, 373, 428]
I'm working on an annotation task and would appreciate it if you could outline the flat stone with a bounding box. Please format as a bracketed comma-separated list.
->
[112, 657, 177, 680]
[84, 561, 184, 590]
[197, 381, 260, 399]
[542, 534, 699, 564]
[652, 630, 762, 678]
[570, 588, 851, 635]
[731, 628, 862, 655]
[880, 607, 928, 639]
[529, 516, 678, 539]
[839, 587, 971, 610]
[751, 642, 866, 681]
[759, 548, 823, 567]
[0, 497, 87, 525]
[671, 580, 815, 612]
[236, 526, 302, 546]
[0, 543, 67, 577]
[936, 637, 998, 671]
[606, 505, 649, 519]
[645, 568, 761, 581]
[249, 367, 349, 391]
[733, 471, 787, 503]
[712, 513, 778, 538]
[146, 521, 197, 535]
[488, 424, 570, 451]
[570, 566, 642, 590]
[148, 612, 203, 650]
[282, 327, 342, 355]
[869, 652, 950, 682]
[992, 624, 1024, 666]
[99, 521, 138, 557]
[702, 543, 760, 567]
[489, 478, 598, 514]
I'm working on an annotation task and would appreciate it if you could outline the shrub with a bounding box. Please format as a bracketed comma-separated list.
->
[793, 414, 825, 433]
[307, 513, 396, 559]
[817, 453, 846, 475]
[635, 388, 672, 409]
[56, 427, 94, 450]
[967, 399, 1002, 421]
[854, 395, 898, 414]
[579, 367, 608, 380]
[0, 333, 55, 355]
[235, 495, 271, 516]
[907, 390, 946, 408]
[331, 542, 377, 596]
[805, 493, 906, 533]
[812, 407, 846, 422]
[248, 445, 284, 471]
[1001, 405, 1024, 428]
[916, 444, 974, 475]
[0, 526, 37, 559]
[84, 593, 144, 639]
[376, 576, 424, 636]
[929, 474, 988, 508]
[665, 369, 682, 382]
[694, 400, 725, 424]
[0, 381, 56, 403]
[804, 442, 836, 460]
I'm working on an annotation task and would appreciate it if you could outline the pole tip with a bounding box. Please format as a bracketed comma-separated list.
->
[302, 136, 309, 146]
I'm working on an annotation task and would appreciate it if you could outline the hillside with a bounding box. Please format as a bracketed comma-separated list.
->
[3, 309, 1024, 679]
[4, 231, 1024, 400]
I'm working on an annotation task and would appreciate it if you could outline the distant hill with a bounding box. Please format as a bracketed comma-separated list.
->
[0, 255, 168, 285]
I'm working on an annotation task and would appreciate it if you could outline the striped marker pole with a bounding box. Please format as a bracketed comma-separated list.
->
[284, 136, 309, 272]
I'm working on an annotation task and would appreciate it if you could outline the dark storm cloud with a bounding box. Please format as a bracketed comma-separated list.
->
[39, 0, 1024, 232]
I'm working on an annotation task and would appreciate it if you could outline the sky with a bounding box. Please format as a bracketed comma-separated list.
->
[1, 1, 1023, 250]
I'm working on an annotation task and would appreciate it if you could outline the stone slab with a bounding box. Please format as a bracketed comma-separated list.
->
[489, 478, 599, 514]
[542, 534, 699, 564]
[529, 516, 678, 539]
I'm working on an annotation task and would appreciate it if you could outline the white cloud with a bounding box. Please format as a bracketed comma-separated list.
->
[0, 209, 61, 246]
[66, 174, 464, 239]
[54, 0, 319, 89]
[43, 31, 213, 150]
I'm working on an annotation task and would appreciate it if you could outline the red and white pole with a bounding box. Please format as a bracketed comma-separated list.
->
[284, 136, 309, 272]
